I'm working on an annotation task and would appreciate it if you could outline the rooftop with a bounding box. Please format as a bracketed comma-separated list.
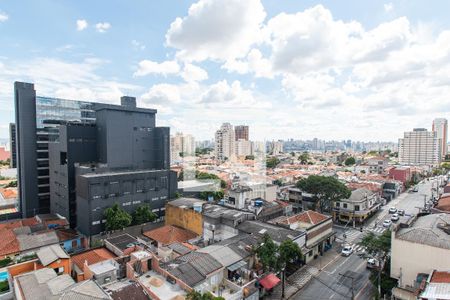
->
[396, 213, 450, 249]
[71, 247, 116, 271]
[271, 210, 331, 228]
[138, 271, 186, 300]
[237, 220, 305, 244]
[167, 197, 207, 209]
[107, 281, 150, 300]
[143, 225, 197, 246]
[37, 244, 69, 266]
[106, 233, 139, 251]
[342, 188, 375, 203]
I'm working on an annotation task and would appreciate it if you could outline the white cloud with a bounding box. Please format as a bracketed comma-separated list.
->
[384, 3, 394, 12]
[0, 12, 8, 22]
[134, 60, 180, 77]
[131, 40, 146, 50]
[76, 19, 88, 31]
[165, 0, 266, 62]
[95, 22, 111, 33]
[181, 64, 208, 82]
[141, 83, 182, 104]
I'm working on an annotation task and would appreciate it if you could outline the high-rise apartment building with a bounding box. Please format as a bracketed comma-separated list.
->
[235, 139, 252, 157]
[215, 123, 235, 161]
[432, 118, 448, 159]
[235, 125, 249, 141]
[398, 128, 441, 166]
[269, 140, 284, 155]
[170, 132, 195, 163]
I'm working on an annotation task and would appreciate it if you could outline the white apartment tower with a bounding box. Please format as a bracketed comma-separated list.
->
[170, 132, 195, 163]
[432, 118, 448, 159]
[215, 123, 235, 161]
[398, 128, 441, 166]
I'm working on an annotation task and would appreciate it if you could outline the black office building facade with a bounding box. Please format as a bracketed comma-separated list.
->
[14, 82, 176, 234]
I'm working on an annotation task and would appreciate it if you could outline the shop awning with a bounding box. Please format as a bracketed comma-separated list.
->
[259, 273, 281, 290]
[227, 260, 247, 272]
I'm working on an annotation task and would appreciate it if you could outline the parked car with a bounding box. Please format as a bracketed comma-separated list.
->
[367, 258, 381, 270]
[391, 213, 399, 222]
[397, 209, 405, 216]
[383, 219, 392, 227]
[341, 245, 354, 257]
[389, 207, 397, 214]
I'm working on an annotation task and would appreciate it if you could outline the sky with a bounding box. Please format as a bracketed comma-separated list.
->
[1, 0, 450, 142]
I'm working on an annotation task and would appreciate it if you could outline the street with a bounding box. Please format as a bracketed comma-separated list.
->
[290, 179, 436, 299]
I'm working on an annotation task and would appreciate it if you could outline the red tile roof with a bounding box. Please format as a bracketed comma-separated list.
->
[279, 210, 330, 226]
[143, 225, 197, 246]
[71, 248, 116, 270]
[437, 197, 450, 212]
[0, 228, 19, 257]
[431, 271, 450, 283]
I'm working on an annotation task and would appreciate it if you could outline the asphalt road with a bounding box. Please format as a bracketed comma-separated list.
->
[292, 178, 437, 300]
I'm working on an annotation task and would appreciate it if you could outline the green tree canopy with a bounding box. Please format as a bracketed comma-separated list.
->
[344, 157, 356, 166]
[132, 205, 157, 225]
[298, 152, 309, 164]
[104, 203, 132, 231]
[199, 190, 224, 201]
[296, 175, 351, 212]
[245, 155, 255, 160]
[256, 233, 279, 272]
[266, 157, 280, 169]
[278, 239, 303, 268]
[359, 230, 391, 258]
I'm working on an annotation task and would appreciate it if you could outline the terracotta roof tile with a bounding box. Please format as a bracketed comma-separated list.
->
[71, 248, 116, 270]
[143, 225, 198, 246]
[0, 228, 20, 256]
[280, 210, 330, 226]
[431, 271, 450, 283]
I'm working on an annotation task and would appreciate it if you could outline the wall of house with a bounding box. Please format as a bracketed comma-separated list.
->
[165, 204, 203, 235]
[391, 235, 450, 288]
[8, 258, 71, 278]
[306, 220, 333, 247]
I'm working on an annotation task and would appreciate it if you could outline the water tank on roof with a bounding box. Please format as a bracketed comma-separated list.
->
[254, 200, 263, 207]
[193, 202, 203, 213]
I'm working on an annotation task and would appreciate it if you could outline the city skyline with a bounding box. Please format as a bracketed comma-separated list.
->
[2, 1, 450, 141]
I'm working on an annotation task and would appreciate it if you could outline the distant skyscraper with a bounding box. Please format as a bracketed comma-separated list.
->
[170, 132, 195, 162]
[398, 128, 441, 165]
[235, 139, 252, 157]
[234, 125, 249, 141]
[215, 123, 235, 161]
[432, 118, 448, 159]
[269, 140, 284, 155]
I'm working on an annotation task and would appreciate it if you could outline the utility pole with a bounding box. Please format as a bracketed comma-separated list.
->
[339, 273, 355, 300]
[281, 267, 285, 299]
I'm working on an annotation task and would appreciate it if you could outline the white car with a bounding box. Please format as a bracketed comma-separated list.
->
[341, 245, 354, 256]
[383, 219, 392, 227]
[388, 207, 397, 214]
[391, 213, 399, 222]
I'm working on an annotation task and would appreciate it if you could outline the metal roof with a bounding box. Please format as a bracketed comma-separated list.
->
[396, 213, 450, 249]
[197, 245, 243, 267]
[37, 245, 69, 266]
[420, 283, 450, 299]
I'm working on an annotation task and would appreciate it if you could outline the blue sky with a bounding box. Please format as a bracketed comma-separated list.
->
[1, 0, 450, 142]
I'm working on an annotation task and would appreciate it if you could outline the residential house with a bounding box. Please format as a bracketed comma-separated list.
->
[71, 247, 117, 282]
[391, 213, 450, 289]
[106, 281, 150, 300]
[389, 166, 412, 185]
[332, 188, 381, 224]
[202, 204, 255, 244]
[143, 225, 198, 247]
[13, 268, 110, 300]
[367, 156, 388, 174]
[270, 210, 334, 263]
[419, 270, 450, 300]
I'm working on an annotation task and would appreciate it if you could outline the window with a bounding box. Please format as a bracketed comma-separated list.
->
[354, 205, 360, 211]
[92, 220, 100, 225]
[60, 152, 67, 165]
[335, 202, 340, 207]
[343, 203, 347, 209]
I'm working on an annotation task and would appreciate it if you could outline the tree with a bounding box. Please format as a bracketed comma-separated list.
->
[186, 290, 225, 300]
[344, 157, 356, 166]
[196, 172, 227, 188]
[266, 157, 280, 169]
[199, 190, 224, 201]
[290, 152, 295, 157]
[278, 239, 303, 269]
[298, 152, 309, 164]
[273, 179, 283, 187]
[104, 203, 132, 231]
[245, 155, 255, 160]
[256, 233, 279, 272]
[132, 205, 157, 225]
[359, 230, 393, 297]
[296, 175, 351, 212]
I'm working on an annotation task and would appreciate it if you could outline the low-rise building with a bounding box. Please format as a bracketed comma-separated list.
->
[332, 188, 381, 224]
[269, 210, 334, 263]
[367, 156, 388, 174]
[71, 247, 117, 282]
[391, 213, 450, 289]
[165, 198, 206, 235]
[143, 225, 198, 247]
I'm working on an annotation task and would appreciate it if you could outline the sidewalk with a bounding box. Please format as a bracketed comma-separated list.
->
[266, 249, 339, 299]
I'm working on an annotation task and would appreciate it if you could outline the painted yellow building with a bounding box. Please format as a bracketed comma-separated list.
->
[165, 198, 206, 235]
